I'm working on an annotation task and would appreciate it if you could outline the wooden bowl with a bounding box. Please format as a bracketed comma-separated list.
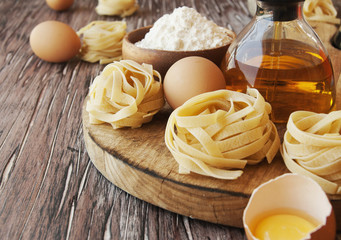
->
[122, 26, 235, 78]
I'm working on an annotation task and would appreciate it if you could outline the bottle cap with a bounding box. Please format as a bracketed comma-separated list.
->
[258, 0, 304, 21]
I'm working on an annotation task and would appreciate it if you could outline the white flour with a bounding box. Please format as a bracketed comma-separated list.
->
[135, 6, 234, 51]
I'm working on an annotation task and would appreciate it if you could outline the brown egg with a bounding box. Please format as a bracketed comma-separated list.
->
[46, 0, 74, 11]
[29, 21, 81, 63]
[163, 56, 226, 109]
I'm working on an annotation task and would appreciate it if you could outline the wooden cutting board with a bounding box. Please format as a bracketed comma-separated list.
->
[82, 22, 341, 229]
[82, 105, 341, 230]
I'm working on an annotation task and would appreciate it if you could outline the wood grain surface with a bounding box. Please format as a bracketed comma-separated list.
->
[0, 0, 341, 239]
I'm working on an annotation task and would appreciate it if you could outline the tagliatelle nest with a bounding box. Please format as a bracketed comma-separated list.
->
[303, 0, 340, 24]
[86, 60, 164, 129]
[281, 110, 341, 195]
[165, 89, 280, 180]
[77, 21, 126, 64]
[96, 0, 139, 17]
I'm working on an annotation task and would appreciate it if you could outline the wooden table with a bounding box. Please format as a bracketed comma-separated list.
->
[0, 0, 340, 239]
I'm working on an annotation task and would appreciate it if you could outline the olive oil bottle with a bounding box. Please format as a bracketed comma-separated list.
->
[222, 0, 335, 123]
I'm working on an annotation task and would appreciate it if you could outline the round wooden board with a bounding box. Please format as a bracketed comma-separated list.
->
[82, 99, 341, 229]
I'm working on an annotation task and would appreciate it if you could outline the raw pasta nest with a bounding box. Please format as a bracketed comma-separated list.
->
[86, 60, 164, 129]
[303, 0, 340, 24]
[96, 0, 138, 17]
[165, 89, 280, 180]
[281, 110, 341, 195]
[77, 21, 126, 64]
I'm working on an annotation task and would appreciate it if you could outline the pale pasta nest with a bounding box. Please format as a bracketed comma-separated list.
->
[77, 21, 126, 64]
[86, 60, 164, 129]
[165, 89, 280, 180]
[281, 110, 341, 195]
[96, 0, 138, 17]
[303, 0, 340, 24]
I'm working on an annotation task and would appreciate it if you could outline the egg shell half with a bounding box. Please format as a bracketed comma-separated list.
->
[243, 173, 336, 240]
[163, 56, 226, 109]
[30, 21, 81, 63]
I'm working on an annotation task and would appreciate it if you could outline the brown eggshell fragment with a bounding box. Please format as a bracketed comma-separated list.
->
[29, 21, 81, 63]
[309, 210, 336, 240]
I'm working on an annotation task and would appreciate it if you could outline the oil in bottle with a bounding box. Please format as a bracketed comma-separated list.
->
[222, 39, 335, 123]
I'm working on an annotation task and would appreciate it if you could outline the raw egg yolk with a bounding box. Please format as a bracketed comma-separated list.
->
[253, 214, 317, 240]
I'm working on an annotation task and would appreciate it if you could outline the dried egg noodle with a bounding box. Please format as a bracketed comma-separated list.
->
[303, 0, 340, 24]
[77, 21, 126, 64]
[165, 89, 280, 180]
[281, 110, 341, 195]
[86, 60, 164, 129]
[96, 0, 138, 17]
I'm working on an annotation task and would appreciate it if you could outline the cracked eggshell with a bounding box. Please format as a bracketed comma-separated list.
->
[243, 173, 336, 240]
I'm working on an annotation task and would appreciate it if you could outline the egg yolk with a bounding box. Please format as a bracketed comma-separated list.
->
[253, 214, 317, 240]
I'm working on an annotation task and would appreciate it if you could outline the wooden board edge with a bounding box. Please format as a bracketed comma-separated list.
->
[82, 122, 251, 228]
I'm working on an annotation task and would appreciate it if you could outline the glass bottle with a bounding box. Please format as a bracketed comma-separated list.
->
[221, 0, 336, 123]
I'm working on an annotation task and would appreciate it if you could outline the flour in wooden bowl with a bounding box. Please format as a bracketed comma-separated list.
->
[135, 6, 234, 51]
